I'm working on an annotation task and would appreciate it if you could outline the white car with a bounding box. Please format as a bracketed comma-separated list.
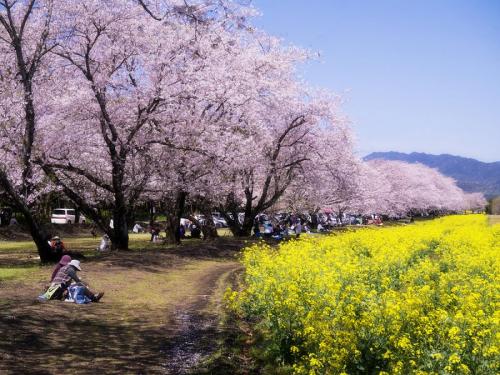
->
[212, 216, 227, 228]
[51, 208, 86, 224]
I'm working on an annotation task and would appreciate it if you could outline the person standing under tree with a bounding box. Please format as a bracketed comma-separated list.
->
[295, 220, 302, 239]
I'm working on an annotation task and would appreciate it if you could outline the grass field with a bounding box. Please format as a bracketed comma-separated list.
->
[0, 228, 234, 273]
[0, 233, 247, 374]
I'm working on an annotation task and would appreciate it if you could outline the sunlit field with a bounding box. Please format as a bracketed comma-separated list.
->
[229, 215, 500, 374]
[0, 228, 234, 281]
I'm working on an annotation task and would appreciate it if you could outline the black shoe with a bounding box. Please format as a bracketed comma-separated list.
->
[94, 292, 104, 302]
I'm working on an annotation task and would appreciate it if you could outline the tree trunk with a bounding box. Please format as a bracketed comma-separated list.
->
[164, 214, 176, 244]
[240, 208, 255, 237]
[149, 201, 156, 227]
[0, 170, 54, 262]
[224, 211, 254, 237]
[111, 206, 129, 250]
[75, 207, 81, 224]
[26, 214, 53, 263]
[164, 191, 187, 245]
[223, 210, 241, 237]
[174, 192, 186, 243]
[200, 207, 219, 240]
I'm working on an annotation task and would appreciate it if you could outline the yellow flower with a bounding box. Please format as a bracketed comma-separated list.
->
[229, 215, 499, 374]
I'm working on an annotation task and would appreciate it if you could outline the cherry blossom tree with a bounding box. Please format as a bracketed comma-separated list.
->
[0, 0, 58, 262]
[463, 192, 487, 212]
[210, 90, 348, 236]
[34, 0, 267, 248]
[365, 160, 470, 217]
[4, 0, 478, 258]
[37, 0, 254, 249]
[132, 23, 348, 238]
[275, 124, 360, 219]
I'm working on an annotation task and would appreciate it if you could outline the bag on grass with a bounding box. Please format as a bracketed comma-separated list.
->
[39, 284, 63, 301]
[67, 284, 91, 304]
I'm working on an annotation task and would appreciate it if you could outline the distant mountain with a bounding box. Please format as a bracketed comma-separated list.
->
[364, 152, 500, 199]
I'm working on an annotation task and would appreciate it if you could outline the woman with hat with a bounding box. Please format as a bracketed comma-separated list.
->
[51, 260, 104, 302]
[50, 254, 71, 282]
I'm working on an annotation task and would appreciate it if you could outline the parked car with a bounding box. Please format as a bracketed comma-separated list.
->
[212, 216, 227, 228]
[51, 208, 86, 224]
[0, 207, 13, 227]
[190, 214, 227, 228]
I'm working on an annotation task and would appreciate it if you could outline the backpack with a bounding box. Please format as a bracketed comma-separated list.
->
[67, 284, 91, 304]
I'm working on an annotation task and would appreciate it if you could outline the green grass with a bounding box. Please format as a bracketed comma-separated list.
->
[0, 238, 243, 374]
[0, 265, 40, 281]
[217, 228, 233, 237]
[0, 233, 168, 254]
[0, 229, 236, 283]
[0, 240, 36, 252]
[0, 229, 234, 254]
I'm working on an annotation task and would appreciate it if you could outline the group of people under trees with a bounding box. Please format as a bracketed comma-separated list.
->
[38, 210, 382, 303]
[251, 212, 385, 241]
[179, 223, 201, 239]
[149, 222, 201, 242]
[254, 216, 308, 240]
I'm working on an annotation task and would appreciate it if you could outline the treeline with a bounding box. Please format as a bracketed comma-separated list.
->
[0, 0, 486, 261]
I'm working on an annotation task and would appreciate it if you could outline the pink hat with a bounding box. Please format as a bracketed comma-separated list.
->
[59, 255, 71, 266]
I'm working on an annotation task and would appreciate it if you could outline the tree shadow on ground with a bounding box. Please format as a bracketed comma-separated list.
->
[0, 297, 176, 374]
[0, 239, 249, 374]
[81, 238, 248, 271]
[0, 237, 249, 271]
[0, 268, 242, 375]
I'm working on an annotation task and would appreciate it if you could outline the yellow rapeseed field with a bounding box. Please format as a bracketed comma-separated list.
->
[228, 215, 499, 374]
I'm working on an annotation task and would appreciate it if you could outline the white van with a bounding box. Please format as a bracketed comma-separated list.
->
[51, 208, 86, 224]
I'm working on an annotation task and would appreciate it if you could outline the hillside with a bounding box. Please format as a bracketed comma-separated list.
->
[364, 152, 500, 198]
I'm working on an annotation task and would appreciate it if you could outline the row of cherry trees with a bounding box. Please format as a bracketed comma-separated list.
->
[0, 0, 486, 261]
[277, 155, 487, 219]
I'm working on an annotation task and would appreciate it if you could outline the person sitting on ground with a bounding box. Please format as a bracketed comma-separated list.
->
[51, 260, 104, 302]
[98, 234, 111, 251]
[50, 236, 67, 258]
[263, 221, 273, 237]
[279, 223, 288, 238]
[190, 224, 201, 239]
[271, 223, 285, 240]
[295, 220, 302, 239]
[253, 220, 261, 238]
[132, 223, 144, 233]
[50, 254, 71, 283]
[150, 224, 161, 242]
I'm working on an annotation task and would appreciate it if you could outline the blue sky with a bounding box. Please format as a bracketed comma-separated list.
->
[251, 0, 500, 162]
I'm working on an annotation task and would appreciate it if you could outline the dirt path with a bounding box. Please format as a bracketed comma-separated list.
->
[161, 263, 241, 374]
[0, 241, 244, 374]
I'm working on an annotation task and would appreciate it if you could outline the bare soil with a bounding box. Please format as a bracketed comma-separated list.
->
[0, 239, 248, 374]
